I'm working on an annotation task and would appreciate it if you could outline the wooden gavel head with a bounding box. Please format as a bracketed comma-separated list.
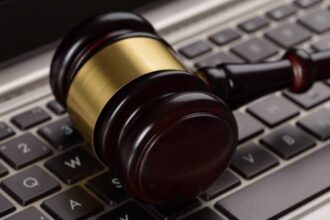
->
[50, 12, 237, 204]
[50, 12, 330, 204]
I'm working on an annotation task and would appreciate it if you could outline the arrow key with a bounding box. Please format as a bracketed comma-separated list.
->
[231, 143, 279, 179]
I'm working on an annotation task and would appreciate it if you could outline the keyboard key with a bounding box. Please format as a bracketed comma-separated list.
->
[97, 202, 155, 220]
[294, 0, 322, 8]
[209, 28, 241, 46]
[0, 123, 14, 141]
[195, 52, 238, 68]
[42, 186, 103, 220]
[183, 208, 224, 220]
[47, 100, 66, 115]
[4, 207, 49, 220]
[45, 147, 103, 184]
[267, 5, 296, 20]
[283, 83, 330, 109]
[261, 125, 315, 159]
[299, 9, 330, 33]
[11, 107, 51, 130]
[312, 35, 330, 51]
[0, 133, 52, 169]
[231, 143, 278, 179]
[231, 38, 278, 62]
[265, 23, 311, 48]
[201, 171, 240, 201]
[179, 41, 212, 59]
[149, 199, 201, 220]
[215, 143, 330, 220]
[0, 194, 15, 218]
[234, 112, 264, 143]
[238, 17, 269, 33]
[38, 117, 83, 150]
[247, 95, 299, 127]
[1, 166, 60, 206]
[87, 171, 128, 206]
[298, 108, 330, 140]
[0, 162, 8, 178]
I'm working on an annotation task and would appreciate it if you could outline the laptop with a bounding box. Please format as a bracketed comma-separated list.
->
[1, 0, 330, 219]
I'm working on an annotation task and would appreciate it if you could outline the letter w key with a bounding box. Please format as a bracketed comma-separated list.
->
[64, 156, 81, 169]
[45, 147, 104, 184]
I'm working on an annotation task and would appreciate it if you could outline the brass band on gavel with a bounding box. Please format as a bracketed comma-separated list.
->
[67, 37, 186, 145]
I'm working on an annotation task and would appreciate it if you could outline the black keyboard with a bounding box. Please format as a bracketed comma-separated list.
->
[1, 1, 330, 219]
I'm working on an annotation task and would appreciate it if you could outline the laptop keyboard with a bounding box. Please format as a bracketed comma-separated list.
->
[11, 107, 51, 130]
[1, 0, 330, 219]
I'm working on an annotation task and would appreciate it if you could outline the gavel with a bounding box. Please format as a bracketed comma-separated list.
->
[50, 12, 330, 204]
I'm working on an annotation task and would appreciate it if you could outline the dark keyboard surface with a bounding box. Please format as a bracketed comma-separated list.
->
[4, 207, 49, 220]
[297, 108, 330, 140]
[0, 123, 14, 142]
[265, 23, 312, 48]
[201, 171, 241, 201]
[234, 112, 264, 143]
[238, 16, 269, 33]
[0, 194, 15, 218]
[261, 125, 316, 159]
[2, 0, 330, 219]
[298, 9, 330, 33]
[231, 38, 278, 62]
[45, 147, 104, 184]
[0, 133, 52, 169]
[312, 34, 330, 50]
[230, 143, 279, 179]
[38, 117, 83, 150]
[1, 166, 60, 206]
[195, 52, 238, 68]
[283, 82, 330, 109]
[42, 186, 103, 220]
[294, 0, 322, 8]
[267, 5, 297, 20]
[86, 171, 129, 206]
[209, 28, 241, 46]
[97, 202, 155, 220]
[11, 107, 51, 130]
[0, 162, 8, 178]
[216, 144, 330, 220]
[247, 95, 300, 127]
[148, 199, 201, 220]
[183, 208, 225, 220]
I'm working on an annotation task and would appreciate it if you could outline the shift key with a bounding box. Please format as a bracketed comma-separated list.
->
[215, 145, 330, 220]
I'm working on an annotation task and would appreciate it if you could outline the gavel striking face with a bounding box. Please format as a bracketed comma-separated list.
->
[50, 12, 330, 204]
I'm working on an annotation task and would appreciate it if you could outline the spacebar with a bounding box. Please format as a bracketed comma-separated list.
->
[216, 145, 330, 220]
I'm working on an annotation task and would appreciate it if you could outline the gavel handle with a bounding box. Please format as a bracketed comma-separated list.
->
[198, 49, 330, 109]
